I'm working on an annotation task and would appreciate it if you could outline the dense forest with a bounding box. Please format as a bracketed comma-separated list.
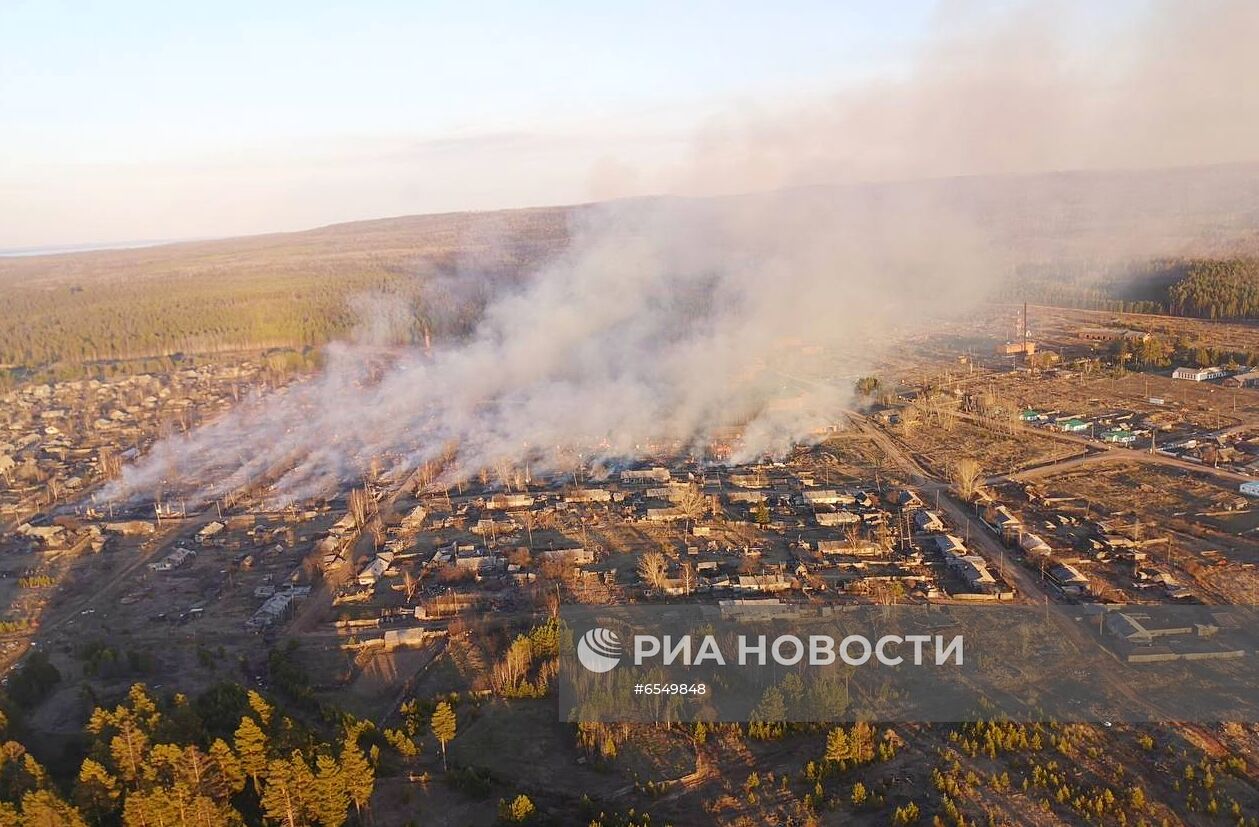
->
[1005, 257, 1259, 321]
[0, 207, 571, 378]
[1167, 259, 1259, 319]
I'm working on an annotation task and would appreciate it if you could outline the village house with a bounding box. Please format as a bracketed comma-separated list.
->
[1019, 533, 1053, 556]
[945, 553, 996, 589]
[357, 554, 392, 586]
[815, 510, 861, 527]
[931, 534, 968, 556]
[196, 521, 226, 544]
[729, 472, 770, 488]
[621, 467, 671, 483]
[1049, 563, 1090, 595]
[246, 585, 311, 631]
[913, 510, 945, 533]
[536, 546, 593, 565]
[987, 505, 1022, 539]
[149, 547, 196, 572]
[454, 548, 504, 573]
[17, 523, 65, 547]
[1223, 369, 1259, 388]
[734, 573, 794, 593]
[564, 488, 613, 503]
[800, 489, 853, 506]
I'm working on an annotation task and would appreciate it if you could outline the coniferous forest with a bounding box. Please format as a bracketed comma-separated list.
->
[0, 208, 571, 379]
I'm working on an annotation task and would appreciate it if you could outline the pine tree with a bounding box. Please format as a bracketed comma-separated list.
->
[261, 753, 314, 827]
[500, 794, 535, 822]
[73, 758, 118, 823]
[850, 721, 875, 763]
[431, 702, 457, 772]
[121, 789, 170, 827]
[107, 720, 149, 787]
[209, 738, 246, 797]
[18, 789, 87, 827]
[825, 726, 851, 763]
[248, 690, 274, 729]
[310, 755, 349, 827]
[234, 716, 269, 792]
[136, 743, 244, 827]
[338, 737, 375, 821]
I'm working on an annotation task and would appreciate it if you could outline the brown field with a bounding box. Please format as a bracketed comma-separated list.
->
[1034, 462, 1255, 547]
[890, 418, 1082, 478]
[1001, 370, 1256, 432]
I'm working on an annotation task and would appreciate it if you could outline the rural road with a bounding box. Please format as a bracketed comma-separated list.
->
[846, 412, 1044, 602]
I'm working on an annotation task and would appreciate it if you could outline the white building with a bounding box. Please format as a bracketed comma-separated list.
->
[801, 489, 853, 506]
[1172, 366, 1227, 382]
[485, 493, 535, 510]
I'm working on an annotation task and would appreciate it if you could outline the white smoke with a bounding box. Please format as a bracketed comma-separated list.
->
[106, 0, 1259, 504]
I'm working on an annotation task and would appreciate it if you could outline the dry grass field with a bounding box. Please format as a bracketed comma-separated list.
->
[890, 418, 1082, 478]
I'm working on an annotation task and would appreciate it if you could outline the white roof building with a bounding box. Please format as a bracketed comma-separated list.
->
[1172, 366, 1227, 382]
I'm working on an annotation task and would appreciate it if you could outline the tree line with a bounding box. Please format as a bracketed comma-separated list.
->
[1004, 256, 1259, 320]
[1167, 258, 1259, 320]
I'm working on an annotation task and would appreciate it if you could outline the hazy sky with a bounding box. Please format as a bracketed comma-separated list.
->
[8, 0, 1246, 251]
[0, 0, 945, 248]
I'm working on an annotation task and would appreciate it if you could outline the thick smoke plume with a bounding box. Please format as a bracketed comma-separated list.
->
[109, 192, 993, 503]
[108, 0, 1259, 503]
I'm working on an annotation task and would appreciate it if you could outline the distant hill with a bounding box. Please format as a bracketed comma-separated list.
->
[5, 163, 1259, 376]
[0, 206, 573, 374]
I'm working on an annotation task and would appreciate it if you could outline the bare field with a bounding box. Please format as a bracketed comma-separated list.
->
[1002, 370, 1255, 432]
[890, 418, 1082, 477]
[814, 435, 895, 480]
